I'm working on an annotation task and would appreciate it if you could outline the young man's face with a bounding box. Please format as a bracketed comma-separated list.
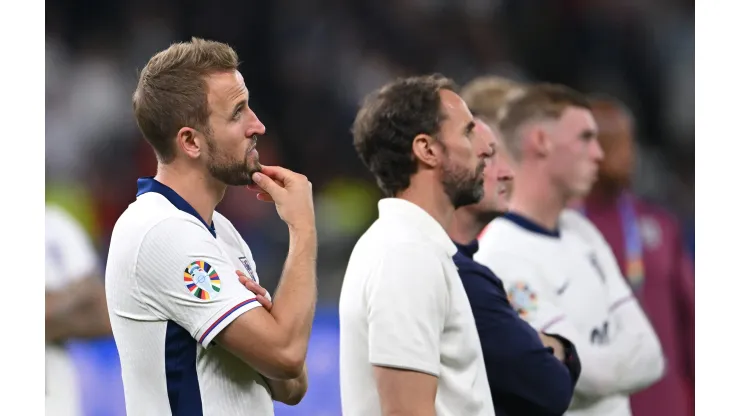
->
[203, 70, 266, 186]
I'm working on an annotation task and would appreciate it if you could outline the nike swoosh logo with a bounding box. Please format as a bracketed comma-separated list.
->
[556, 281, 570, 295]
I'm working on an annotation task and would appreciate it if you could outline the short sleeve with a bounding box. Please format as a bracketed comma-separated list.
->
[366, 245, 449, 377]
[136, 217, 262, 348]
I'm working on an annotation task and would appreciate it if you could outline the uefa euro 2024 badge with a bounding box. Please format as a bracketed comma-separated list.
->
[184, 260, 222, 300]
[507, 281, 538, 320]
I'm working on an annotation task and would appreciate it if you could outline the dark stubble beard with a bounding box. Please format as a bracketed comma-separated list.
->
[441, 157, 486, 209]
[205, 134, 262, 186]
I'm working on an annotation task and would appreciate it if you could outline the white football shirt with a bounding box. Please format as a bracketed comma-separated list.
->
[46, 205, 99, 416]
[339, 198, 495, 416]
[475, 210, 664, 416]
[105, 177, 273, 416]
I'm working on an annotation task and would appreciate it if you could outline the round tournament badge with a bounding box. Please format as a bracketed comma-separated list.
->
[184, 260, 221, 300]
[507, 281, 538, 320]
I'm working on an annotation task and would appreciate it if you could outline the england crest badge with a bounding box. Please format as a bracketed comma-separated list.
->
[238, 256, 258, 282]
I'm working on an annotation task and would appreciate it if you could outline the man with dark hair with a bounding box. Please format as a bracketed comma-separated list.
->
[579, 96, 694, 416]
[339, 74, 496, 416]
[449, 76, 582, 416]
[106, 38, 316, 415]
[476, 83, 665, 416]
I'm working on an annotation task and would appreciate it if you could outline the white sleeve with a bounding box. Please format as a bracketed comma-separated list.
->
[135, 217, 262, 348]
[478, 250, 664, 400]
[366, 245, 448, 377]
[595, 236, 666, 395]
[45, 207, 99, 290]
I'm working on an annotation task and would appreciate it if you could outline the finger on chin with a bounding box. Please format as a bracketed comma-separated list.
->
[258, 165, 290, 184]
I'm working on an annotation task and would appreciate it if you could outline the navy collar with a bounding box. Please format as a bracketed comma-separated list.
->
[136, 177, 217, 238]
[503, 212, 560, 238]
[453, 239, 479, 259]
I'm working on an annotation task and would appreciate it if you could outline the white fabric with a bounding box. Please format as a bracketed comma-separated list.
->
[45, 205, 99, 416]
[339, 198, 495, 416]
[475, 209, 664, 416]
[106, 192, 274, 416]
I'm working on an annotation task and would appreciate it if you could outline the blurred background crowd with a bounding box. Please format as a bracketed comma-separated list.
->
[45, 0, 694, 414]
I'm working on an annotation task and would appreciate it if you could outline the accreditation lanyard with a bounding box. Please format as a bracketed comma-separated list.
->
[582, 193, 645, 294]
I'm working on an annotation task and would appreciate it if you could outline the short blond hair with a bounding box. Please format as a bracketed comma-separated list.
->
[498, 83, 591, 160]
[133, 37, 239, 163]
[460, 76, 525, 125]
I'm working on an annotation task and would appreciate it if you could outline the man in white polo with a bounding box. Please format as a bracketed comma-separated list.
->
[339, 75, 496, 415]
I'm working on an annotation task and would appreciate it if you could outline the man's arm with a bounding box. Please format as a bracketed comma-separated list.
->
[594, 229, 665, 396]
[216, 166, 317, 380]
[459, 263, 575, 416]
[134, 166, 318, 381]
[241, 274, 308, 405]
[215, 224, 317, 379]
[374, 367, 437, 416]
[265, 365, 309, 406]
[46, 273, 111, 342]
[475, 250, 663, 401]
[45, 207, 111, 343]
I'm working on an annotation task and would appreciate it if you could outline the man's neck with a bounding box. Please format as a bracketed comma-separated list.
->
[449, 207, 493, 245]
[396, 174, 456, 232]
[154, 163, 226, 226]
[508, 168, 566, 231]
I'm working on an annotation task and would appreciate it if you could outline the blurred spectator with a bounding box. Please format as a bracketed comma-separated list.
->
[580, 97, 694, 416]
[46, 204, 112, 416]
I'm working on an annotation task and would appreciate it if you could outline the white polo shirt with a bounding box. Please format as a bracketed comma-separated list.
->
[339, 198, 495, 416]
[105, 177, 274, 416]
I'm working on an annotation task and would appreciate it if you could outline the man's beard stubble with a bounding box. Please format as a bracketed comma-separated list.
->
[205, 134, 262, 186]
[441, 157, 486, 209]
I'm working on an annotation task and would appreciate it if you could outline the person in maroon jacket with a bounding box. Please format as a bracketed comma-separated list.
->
[579, 96, 695, 416]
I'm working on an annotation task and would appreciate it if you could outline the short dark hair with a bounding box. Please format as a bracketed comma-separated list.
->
[498, 83, 591, 160]
[587, 93, 637, 128]
[352, 74, 457, 196]
[133, 37, 239, 163]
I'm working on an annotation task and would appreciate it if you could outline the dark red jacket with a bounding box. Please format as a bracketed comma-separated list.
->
[584, 192, 694, 416]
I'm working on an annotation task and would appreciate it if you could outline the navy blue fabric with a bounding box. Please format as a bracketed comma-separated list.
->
[502, 212, 560, 238]
[454, 240, 580, 416]
[165, 322, 204, 416]
[137, 177, 207, 415]
[137, 177, 217, 238]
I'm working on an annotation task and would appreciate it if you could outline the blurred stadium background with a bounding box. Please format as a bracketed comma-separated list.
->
[46, 0, 694, 414]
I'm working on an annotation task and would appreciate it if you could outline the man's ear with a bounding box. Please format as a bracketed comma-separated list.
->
[176, 127, 204, 159]
[526, 124, 552, 158]
[412, 134, 443, 168]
